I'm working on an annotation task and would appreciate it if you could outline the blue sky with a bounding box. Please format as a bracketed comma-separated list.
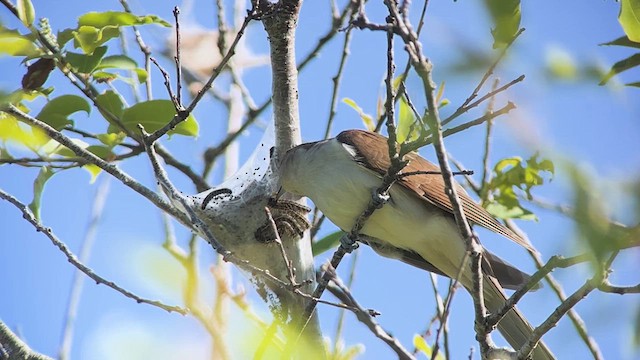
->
[1, 0, 639, 359]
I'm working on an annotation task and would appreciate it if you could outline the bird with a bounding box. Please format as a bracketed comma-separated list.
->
[278, 129, 554, 359]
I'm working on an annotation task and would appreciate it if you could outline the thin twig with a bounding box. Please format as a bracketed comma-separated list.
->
[119, 0, 153, 100]
[441, 75, 524, 127]
[58, 179, 111, 360]
[173, 7, 183, 107]
[324, 265, 415, 360]
[4, 104, 191, 226]
[323, 14, 355, 139]
[0, 188, 187, 314]
[146, 6, 259, 143]
[479, 78, 500, 203]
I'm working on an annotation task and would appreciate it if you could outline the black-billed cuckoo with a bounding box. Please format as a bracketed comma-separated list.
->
[279, 129, 554, 359]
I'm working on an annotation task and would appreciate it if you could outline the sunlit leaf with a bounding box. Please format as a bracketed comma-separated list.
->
[112, 100, 198, 137]
[65, 45, 107, 73]
[600, 53, 640, 85]
[483, 0, 521, 48]
[620, 0, 640, 43]
[343, 98, 375, 131]
[0, 113, 33, 145]
[83, 163, 102, 183]
[28, 166, 54, 221]
[486, 201, 536, 221]
[86, 145, 115, 160]
[485, 154, 553, 220]
[397, 95, 418, 143]
[92, 71, 118, 83]
[546, 47, 578, 80]
[312, 230, 343, 256]
[17, 0, 35, 27]
[97, 132, 125, 147]
[36, 95, 91, 130]
[95, 90, 125, 127]
[0, 28, 40, 56]
[134, 68, 148, 84]
[78, 11, 171, 28]
[413, 335, 432, 357]
[96, 55, 137, 71]
[72, 26, 120, 54]
[57, 28, 74, 48]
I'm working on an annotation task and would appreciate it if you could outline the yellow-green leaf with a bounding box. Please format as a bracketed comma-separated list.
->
[17, 0, 36, 27]
[600, 53, 640, 85]
[83, 163, 102, 183]
[343, 97, 375, 131]
[112, 100, 198, 137]
[413, 335, 432, 356]
[65, 45, 107, 73]
[397, 95, 418, 143]
[483, 0, 521, 48]
[312, 231, 343, 256]
[96, 55, 137, 71]
[620, 0, 640, 43]
[78, 11, 171, 28]
[28, 166, 54, 221]
[72, 26, 120, 54]
[36, 95, 91, 130]
[97, 132, 125, 147]
[95, 90, 125, 127]
[0, 29, 40, 56]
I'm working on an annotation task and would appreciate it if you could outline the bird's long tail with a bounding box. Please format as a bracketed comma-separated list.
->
[482, 276, 555, 360]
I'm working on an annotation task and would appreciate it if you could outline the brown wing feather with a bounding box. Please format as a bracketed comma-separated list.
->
[336, 129, 534, 252]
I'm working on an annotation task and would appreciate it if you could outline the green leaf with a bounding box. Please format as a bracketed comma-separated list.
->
[72, 25, 120, 54]
[413, 335, 432, 357]
[486, 201, 536, 221]
[343, 98, 375, 131]
[483, 0, 521, 48]
[95, 90, 125, 126]
[83, 163, 102, 183]
[96, 55, 137, 71]
[134, 68, 148, 84]
[86, 145, 115, 160]
[92, 71, 118, 82]
[397, 95, 418, 143]
[546, 47, 578, 80]
[57, 28, 74, 48]
[600, 52, 640, 85]
[97, 132, 125, 147]
[600, 35, 640, 49]
[36, 95, 91, 130]
[620, 0, 640, 43]
[485, 154, 553, 220]
[28, 166, 54, 221]
[626, 81, 640, 87]
[0, 28, 40, 56]
[113, 100, 199, 137]
[568, 165, 629, 262]
[17, 0, 36, 27]
[78, 11, 171, 28]
[65, 45, 107, 73]
[312, 231, 343, 256]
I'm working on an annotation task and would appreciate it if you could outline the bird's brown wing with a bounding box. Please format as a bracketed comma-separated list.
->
[336, 129, 534, 252]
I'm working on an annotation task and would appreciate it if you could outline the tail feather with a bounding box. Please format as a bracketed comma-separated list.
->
[483, 276, 555, 360]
